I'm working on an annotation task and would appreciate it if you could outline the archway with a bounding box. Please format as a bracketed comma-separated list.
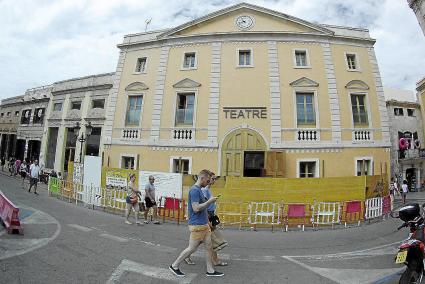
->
[221, 128, 267, 177]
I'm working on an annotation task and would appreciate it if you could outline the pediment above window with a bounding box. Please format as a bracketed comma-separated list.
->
[173, 78, 201, 88]
[345, 80, 369, 90]
[289, 77, 319, 87]
[125, 82, 149, 92]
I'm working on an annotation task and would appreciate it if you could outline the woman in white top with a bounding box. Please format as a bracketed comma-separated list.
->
[125, 174, 142, 225]
[401, 180, 409, 204]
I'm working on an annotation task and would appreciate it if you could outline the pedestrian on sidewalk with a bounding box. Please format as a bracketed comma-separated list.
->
[144, 175, 160, 224]
[28, 160, 41, 195]
[401, 180, 408, 204]
[169, 169, 224, 278]
[1, 156, 5, 171]
[20, 160, 28, 187]
[125, 173, 142, 225]
[8, 157, 15, 176]
[14, 159, 21, 176]
[185, 172, 228, 266]
[393, 179, 400, 196]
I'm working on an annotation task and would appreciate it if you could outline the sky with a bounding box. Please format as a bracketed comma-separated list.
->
[0, 0, 424, 100]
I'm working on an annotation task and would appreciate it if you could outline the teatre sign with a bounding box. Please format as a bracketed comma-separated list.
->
[223, 107, 267, 119]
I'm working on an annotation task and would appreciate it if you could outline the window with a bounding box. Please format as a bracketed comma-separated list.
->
[296, 92, 315, 125]
[238, 49, 252, 66]
[0, 113, 3, 117]
[53, 103, 62, 111]
[33, 108, 45, 124]
[408, 109, 415, 117]
[356, 159, 372, 176]
[15, 111, 19, 116]
[86, 127, 101, 157]
[92, 99, 105, 109]
[351, 94, 368, 126]
[71, 101, 81, 110]
[6, 112, 11, 117]
[135, 57, 147, 73]
[183, 52, 196, 69]
[172, 159, 190, 174]
[299, 161, 317, 178]
[121, 156, 135, 170]
[125, 95, 143, 126]
[21, 109, 31, 124]
[394, 108, 404, 116]
[175, 93, 195, 126]
[294, 50, 308, 67]
[346, 54, 358, 70]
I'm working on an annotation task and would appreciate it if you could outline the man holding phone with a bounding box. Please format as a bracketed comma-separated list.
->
[170, 170, 224, 277]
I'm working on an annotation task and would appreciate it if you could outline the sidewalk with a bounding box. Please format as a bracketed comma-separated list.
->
[393, 189, 425, 209]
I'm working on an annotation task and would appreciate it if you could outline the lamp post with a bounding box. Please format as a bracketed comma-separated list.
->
[73, 121, 93, 163]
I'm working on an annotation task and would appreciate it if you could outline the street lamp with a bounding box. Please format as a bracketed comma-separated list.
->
[73, 121, 93, 163]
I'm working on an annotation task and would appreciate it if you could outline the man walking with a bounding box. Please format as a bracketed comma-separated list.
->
[28, 160, 41, 195]
[144, 175, 160, 224]
[169, 169, 224, 277]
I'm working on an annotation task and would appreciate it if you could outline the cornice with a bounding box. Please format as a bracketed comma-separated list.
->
[51, 84, 113, 96]
[119, 32, 375, 52]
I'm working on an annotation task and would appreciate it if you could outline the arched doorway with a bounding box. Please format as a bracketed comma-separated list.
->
[221, 128, 267, 177]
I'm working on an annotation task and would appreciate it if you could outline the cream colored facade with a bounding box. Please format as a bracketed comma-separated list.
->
[104, 3, 390, 178]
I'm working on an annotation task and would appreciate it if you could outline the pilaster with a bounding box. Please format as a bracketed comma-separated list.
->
[207, 42, 222, 145]
[268, 41, 282, 146]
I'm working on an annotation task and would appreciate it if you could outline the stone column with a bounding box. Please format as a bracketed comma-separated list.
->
[23, 139, 29, 161]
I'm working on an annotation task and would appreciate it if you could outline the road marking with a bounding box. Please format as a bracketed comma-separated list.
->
[99, 233, 128, 243]
[0, 206, 61, 261]
[283, 256, 403, 284]
[282, 241, 400, 259]
[106, 259, 197, 284]
[21, 210, 57, 225]
[67, 224, 93, 232]
[192, 250, 277, 263]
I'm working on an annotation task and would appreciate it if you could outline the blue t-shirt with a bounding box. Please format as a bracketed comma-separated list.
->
[188, 185, 208, 225]
[201, 186, 216, 212]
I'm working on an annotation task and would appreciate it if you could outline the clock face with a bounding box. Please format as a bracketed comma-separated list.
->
[236, 15, 254, 30]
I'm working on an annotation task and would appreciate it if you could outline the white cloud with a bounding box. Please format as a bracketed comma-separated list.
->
[0, 0, 424, 99]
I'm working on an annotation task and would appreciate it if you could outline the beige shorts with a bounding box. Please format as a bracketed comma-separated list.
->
[188, 224, 211, 241]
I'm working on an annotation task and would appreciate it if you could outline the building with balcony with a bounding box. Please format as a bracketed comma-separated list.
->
[41, 73, 114, 173]
[0, 96, 25, 160]
[385, 87, 424, 190]
[102, 3, 390, 177]
[15, 86, 51, 163]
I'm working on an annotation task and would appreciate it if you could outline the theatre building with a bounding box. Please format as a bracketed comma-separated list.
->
[103, 3, 390, 178]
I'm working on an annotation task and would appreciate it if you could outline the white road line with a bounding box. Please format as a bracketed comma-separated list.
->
[0, 207, 61, 261]
[282, 256, 404, 284]
[282, 241, 401, 259]
[99, 233, 128, 243]
[106, 259, 197, 284]
[67, 224, 93, 232]
[192, 251, 277, 262]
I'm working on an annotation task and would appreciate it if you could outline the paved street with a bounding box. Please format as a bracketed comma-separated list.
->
[0, 172, 419, 283]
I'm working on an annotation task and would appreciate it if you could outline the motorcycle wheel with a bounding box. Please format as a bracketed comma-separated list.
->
[399, 267, 423, 284]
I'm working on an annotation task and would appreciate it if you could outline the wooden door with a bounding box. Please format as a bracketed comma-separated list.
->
[265, 151, 285, 177]
[221, 129, 266, 176]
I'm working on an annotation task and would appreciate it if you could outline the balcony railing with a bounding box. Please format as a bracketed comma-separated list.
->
[122, 129, 140, 139]
[172, 129, 194, 140]
[353, 130, 372, 142]
[399, 149, 425, 159]
[297, 129, 320, 142]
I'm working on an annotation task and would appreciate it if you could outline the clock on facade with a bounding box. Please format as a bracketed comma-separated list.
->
[235, 15, 254, 30]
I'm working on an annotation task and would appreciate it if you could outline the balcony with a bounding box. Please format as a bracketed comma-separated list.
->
[398, 149, 425, 160]
[172, 128, 194, 140]
[352, 129, 373, 142]
[122, 129, 140, 139]
[296, 129, 320, 142]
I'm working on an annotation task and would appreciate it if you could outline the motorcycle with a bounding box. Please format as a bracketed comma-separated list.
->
[393, 203, 425, 284]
